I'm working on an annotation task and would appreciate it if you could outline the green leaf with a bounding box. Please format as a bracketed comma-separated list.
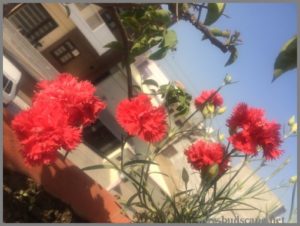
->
[173, 189, 193, 198]
[132, 85, 142, 92]
[202, 28, 230, 40]
[62, 4, 70, 17]
[123, 159, 158, 168]
[174, 105, 189, 117]
[148, 171, 169, 177]
[225, 46, 238, 66]
[122, 16, 140, 32]
[142, 79, 159, 87]
[104, 41, 123, 51]
[273, 36, 297, 81]
[162, 30, 177, 49]
[126, 193, 139, 207]
[152, 9, 172, 24]
[158, 84, 169, 97]
[181, 167, 189, 190]
[204, 3, 226, 26]
[81, 164, 115, 171]
[131, 38, 149, 56]
[148, 36, 163, 46]
[149, 47, 169, 60]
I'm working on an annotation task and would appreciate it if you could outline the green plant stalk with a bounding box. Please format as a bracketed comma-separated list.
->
[237, 159, 265, 188]
[120, 135, 128, 170]
[63, 150, 70, 160]
[98, 151, 159, 212]
[215, 156, 248, 203]
[138, 144, 151, 205]
[288, 182, 297, 222]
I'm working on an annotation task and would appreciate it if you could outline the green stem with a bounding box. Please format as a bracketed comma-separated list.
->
[215, 156, 248, 201]
[63, 151, 69, 161]
[99, 152, 159, 211]
[288, 182, 297, 222]
[120, 135, 128, 170]
[138, 144, 151, 205]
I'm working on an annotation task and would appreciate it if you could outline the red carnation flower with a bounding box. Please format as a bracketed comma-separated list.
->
[195, 89, 223, 109]
[33, 73, 106, 126]
[185, 139, 225, 171]
[12, 102, 81, 165]
[227, 103, 283, 160]
[12, 73, 105, 165]
[116, 94, 167, 143]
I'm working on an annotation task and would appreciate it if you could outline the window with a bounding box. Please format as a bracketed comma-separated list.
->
[51, 40, 80, 64]
[137, 61, 152, 80]
[86, 14, 104, 30]
[3, 75, 13, 94]
[100, 11, 116, 30]
[7, 4, 58, 46]
[75, 3, 104, 31]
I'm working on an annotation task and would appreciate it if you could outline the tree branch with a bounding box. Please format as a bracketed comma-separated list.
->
[182, 11, 229, 53]
[97, 4, 134, 99]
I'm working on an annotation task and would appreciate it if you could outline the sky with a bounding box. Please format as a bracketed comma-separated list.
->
[156, 3, 297, 221]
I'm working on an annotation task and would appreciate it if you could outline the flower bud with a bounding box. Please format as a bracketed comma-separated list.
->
[207, 103, 215, 113]
[217, 106, 227, 114]
[224, 74, 232, 84]
[202, 106, 209, 116]
[202, 164, 219, 181]
[289, 175, 297, 184]
[291, 123, 297, 134]
[288, 115, 295, 126]
[218, 133, 225, 141]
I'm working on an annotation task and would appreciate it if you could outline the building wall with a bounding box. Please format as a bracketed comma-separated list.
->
[35, 3, 76, 51]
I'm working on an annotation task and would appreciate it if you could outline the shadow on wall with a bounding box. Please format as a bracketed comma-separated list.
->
[3, 108, 130, 223]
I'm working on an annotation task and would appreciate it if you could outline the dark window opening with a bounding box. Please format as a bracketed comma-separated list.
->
[82, 118, 121, 156]
[7, 4, 58, 47]
[100, 11, 116, 30]
[51, 40, 80, 65]
[3, 75, 13, 94]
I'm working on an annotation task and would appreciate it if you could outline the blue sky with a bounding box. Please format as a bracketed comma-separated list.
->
[156, 3, 297, 220]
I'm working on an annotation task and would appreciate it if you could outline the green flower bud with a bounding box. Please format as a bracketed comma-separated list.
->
[218, 133, 225, 141]
[217, 106, 227, 114]
[207, 103, 215, 113]
[288, 115, 296, 126]
[224, 74, 232, 84]
[291, 123, 297, 134]
[202, 164, 219, 181]
[289, 175, 297, 184]
[202, 105, 214, 118]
